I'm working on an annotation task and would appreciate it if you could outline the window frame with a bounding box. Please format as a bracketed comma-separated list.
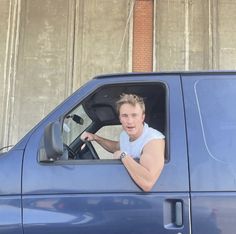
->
[59, 81, 169, 163]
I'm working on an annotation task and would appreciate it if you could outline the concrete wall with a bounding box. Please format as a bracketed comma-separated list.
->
[0, 0, 21, 148]
[1, 0, 236, 148]
[154, 0, 236, 70]
[0, 0, 131, 148]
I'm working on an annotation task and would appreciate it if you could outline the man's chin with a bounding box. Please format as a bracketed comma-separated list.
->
[127, 129, 136, 135]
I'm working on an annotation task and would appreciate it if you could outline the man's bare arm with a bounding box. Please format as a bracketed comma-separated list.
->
[114, 139, 165, 191]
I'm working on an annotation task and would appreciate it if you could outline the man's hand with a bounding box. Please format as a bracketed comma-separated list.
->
[80, 131, 96, 141]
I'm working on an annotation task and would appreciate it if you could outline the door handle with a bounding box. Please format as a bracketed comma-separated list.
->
[175, 201, 183, 226]
[164, 199, 183, 228]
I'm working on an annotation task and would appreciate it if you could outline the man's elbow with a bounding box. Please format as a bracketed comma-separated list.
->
[140, 181, 155, 192]
[140, 172, 163, 192]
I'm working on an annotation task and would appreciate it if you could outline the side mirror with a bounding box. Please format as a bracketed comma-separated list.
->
[38, 121, 64, 162]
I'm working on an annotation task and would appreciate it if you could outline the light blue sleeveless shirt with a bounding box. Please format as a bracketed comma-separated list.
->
[119, 123, 165, 159]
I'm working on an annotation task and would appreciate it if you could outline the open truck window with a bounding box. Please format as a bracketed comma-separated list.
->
[38, 81, 168, 162]
[60, 82, 167, 161]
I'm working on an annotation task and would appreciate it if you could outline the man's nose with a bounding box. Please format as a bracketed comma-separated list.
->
[126, 116, 133, 123]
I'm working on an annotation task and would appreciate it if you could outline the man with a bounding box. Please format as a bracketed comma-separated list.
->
[81, 94, 165, 192]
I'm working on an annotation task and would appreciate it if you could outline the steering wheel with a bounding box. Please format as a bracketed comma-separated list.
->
[84, 140, 99, 159]
[63, 144, 77, 159]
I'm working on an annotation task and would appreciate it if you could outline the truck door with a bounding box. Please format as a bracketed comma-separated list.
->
[22, 74, 190, 234]
[182, 72, 236, 234]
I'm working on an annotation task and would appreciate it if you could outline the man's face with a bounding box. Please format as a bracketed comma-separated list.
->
[119, 103, 145, 141]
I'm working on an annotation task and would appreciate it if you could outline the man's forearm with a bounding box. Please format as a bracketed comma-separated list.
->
[94, 135, 119, 153]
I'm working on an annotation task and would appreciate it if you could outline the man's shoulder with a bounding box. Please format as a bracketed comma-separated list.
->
[146, 126, 165, 139]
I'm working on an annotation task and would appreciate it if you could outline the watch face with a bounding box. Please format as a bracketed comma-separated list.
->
[120, 152, 126, 159]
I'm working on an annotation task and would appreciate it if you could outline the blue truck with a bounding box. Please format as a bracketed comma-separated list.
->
[1, 71, 236, 234]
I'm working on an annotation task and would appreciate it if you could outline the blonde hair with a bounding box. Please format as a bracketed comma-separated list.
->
[116, 93, 145, 114]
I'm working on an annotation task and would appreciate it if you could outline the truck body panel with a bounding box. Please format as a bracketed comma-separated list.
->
[1, 71, 236, 233]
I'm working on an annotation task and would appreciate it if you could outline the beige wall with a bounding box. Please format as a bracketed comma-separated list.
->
[154, 0, 236, 70]
[0, 0, 236, 148]
[0, 0, 9, 147]
[0, 0, 21, 148]
[0, 0, 131, 148]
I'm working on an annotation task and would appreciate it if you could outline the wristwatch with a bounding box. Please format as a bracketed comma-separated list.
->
[120, 151, 127, 160]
